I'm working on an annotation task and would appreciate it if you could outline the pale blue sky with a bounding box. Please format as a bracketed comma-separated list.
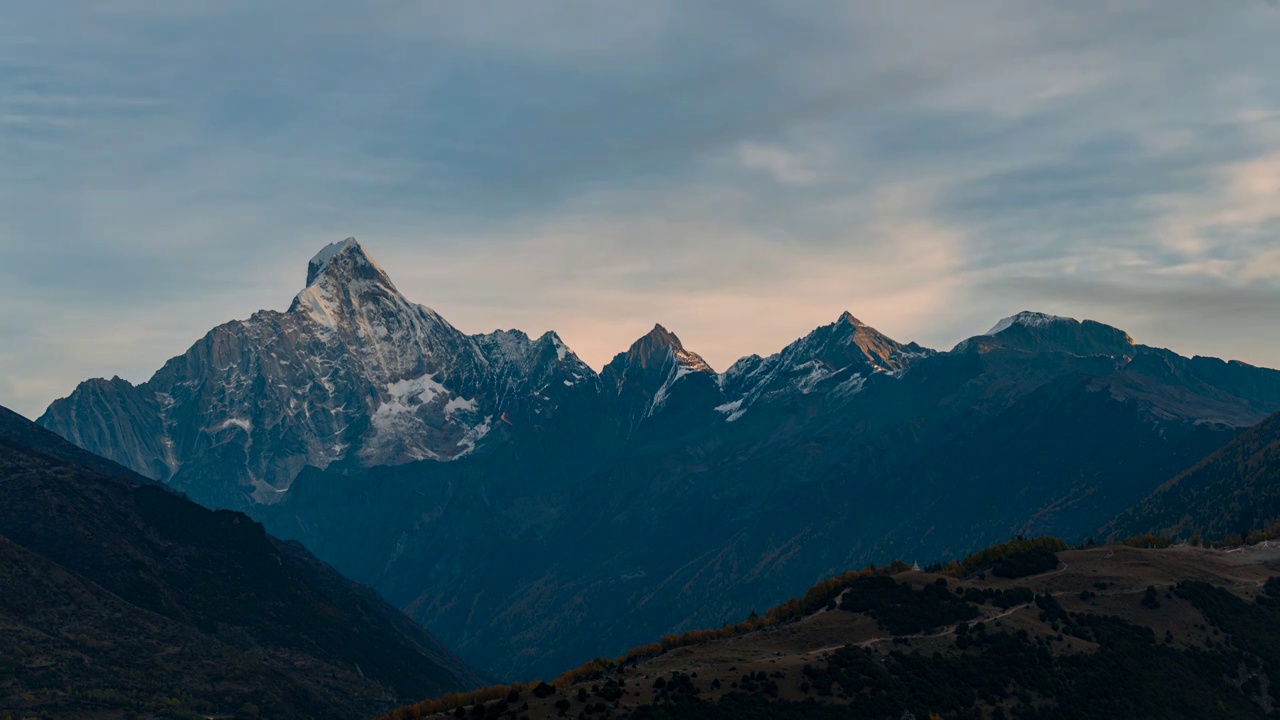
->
[3, 1, 1280, 418]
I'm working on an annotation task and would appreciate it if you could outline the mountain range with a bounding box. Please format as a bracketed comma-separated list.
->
[0, 404, 483, 719]
[37, 238, 1280, 679]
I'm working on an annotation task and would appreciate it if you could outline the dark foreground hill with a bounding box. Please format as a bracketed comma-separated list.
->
[1106, 410, 1280, 543]
[0, 405, 484, 720]
[386, 541, 1280, 720]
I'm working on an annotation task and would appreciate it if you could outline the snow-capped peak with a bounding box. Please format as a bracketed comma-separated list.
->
[308, 238, 360, 282]
[305, 237, 394, 290]
[985, 311, 1073, 336]
[290, 238, 414, 330]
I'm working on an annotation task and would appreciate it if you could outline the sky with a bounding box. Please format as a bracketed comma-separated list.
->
[2, 1, 1280, 419]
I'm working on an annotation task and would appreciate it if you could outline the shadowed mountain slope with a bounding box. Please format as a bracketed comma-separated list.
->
[0, 404, 484, 719]
[1106, 410, 1280, 542]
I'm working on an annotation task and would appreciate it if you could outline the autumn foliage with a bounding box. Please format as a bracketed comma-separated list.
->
[937, 536, 1069, 579]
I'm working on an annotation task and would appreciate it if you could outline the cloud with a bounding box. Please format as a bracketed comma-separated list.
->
[377, 179, 966, 371]
[737, 143, 819, 185]
[1, 0, 1280, 418]
[1152, 148, 1280, 266]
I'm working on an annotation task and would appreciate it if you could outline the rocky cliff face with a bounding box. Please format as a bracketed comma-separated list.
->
[39, 239, 599, 507]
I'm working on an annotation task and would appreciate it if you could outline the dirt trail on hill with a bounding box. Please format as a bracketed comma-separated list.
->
[805, 563, 1072, 656]
[803, 547, 1280, 659]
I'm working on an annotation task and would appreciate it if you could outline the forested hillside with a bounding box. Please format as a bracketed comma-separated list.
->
[386, 540, 1280, 720]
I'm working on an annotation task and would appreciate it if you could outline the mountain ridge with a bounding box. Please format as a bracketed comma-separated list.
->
[38, 239, 947, 509]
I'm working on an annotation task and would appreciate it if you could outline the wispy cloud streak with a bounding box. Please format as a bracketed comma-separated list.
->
[0, 0, 1278, 418]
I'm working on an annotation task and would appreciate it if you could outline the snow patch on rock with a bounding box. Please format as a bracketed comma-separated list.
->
[986, 311, 1073, 335]
[792, 361, 831, 394]
[715, 398, 746, 422]
[294, 282, 341, 331]
[445, 396, 478, 416]
[307, 238, 361, 283]
[455, 416, 493, 456]
[216, 418, 253, 433]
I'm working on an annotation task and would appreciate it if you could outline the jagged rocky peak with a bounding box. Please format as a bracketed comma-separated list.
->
[532, 330, 581, 367]
[837, 310, 863, 325]
[716, 312, 929, 418]
[289, 237, 416, 328]
[286, 238, 461, 352]
[763, 310, 929, 378]
[601, 324, 720, 421]
[305, 237, 394, 289]
[616, 324, 714, 374]
[475, 328, 592, 389]
[476, 328, 536, 360]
